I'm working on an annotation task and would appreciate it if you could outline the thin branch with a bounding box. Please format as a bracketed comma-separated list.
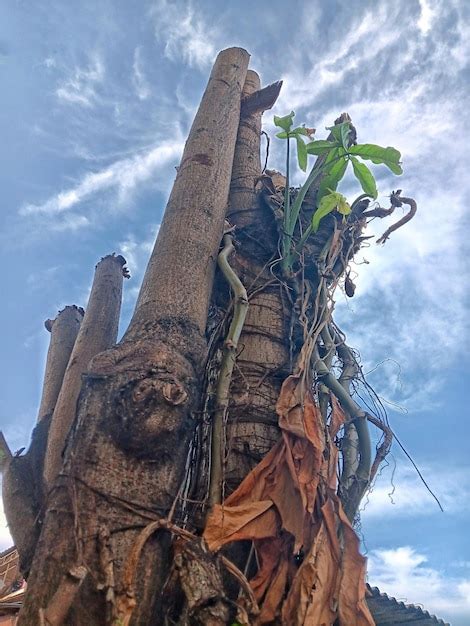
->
[392, 431, 444, 512]
[377, 192, 417, 244]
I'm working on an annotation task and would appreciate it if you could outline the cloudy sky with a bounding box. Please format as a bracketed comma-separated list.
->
[1, 0, 469, 622]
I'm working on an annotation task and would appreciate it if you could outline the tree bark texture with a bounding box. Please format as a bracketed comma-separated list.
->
[38, 306, 84, 422]
[8, 46, 395, 625]
[18, 47, 250, 626]
[2, 305, 83, 576]
[127, 47, 250, 339]
[222, 71, 289, 495]
[44, 254, 127, 489]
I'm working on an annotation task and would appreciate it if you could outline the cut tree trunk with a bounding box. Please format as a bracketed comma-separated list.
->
[38, 306, 84, 422]
[2, 305, 83, 575]
[222, 71, 289, 494]
[18, 47, 250, 626]
[44, 254, 127, 489]
[9, 46, 392, 626]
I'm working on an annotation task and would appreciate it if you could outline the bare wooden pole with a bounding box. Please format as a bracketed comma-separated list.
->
[38, 306, 84, 421]
[43, 254, 126, 489]
[127, 47, 250, 339]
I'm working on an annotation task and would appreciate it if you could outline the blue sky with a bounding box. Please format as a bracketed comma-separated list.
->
[1, 0, 469, 622]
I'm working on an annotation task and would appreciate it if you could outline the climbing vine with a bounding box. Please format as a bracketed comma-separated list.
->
[195, 112, 417, 623]
[121, 110, 418, 624]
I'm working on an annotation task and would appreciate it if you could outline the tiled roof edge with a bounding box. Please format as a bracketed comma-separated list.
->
[366, 584, 450, 625]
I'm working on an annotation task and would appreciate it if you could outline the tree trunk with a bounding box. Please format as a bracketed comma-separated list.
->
[39, 306, 84, 422]
[18, 47, 250, 626]
[7, 47, 400, 626]
[44, 254, 127, 489]
[2, 305, 83, 575]
[223, 71, 289, 494]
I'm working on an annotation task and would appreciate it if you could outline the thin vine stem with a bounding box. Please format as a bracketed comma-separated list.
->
[208, 230, 249, 509]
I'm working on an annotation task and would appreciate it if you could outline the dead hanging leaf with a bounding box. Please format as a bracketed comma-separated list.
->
[282, 496, 373, 626]
[204, 376, 374, 625]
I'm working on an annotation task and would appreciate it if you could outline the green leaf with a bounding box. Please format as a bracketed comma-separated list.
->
[334, 192, 352, 216]
[296, 135, 308, 172]
[317, 151, 348, 202]
[312, 191, 351, 232]
[274, 111, 295, 131]
[276, 131, 288, 139]
[306, 140, 339, 155]
[340, 123, 350, 150]
[290, 126, 310, 136]
[349, 144, 403, 175]
[327, 121, 351, 147]
[350, 156, 378, 199]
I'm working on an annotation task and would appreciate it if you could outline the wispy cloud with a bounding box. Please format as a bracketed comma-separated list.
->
[132, 47, 151, 100]
[56, 53, 105, 107]
[271, 4, 399, 113]
[151, 0, 218, 68]
[368, 546, 470, 625]
[262, 0, 470, 409]
[20, 140, 183, 220]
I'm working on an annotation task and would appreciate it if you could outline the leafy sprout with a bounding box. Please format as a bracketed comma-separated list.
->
[273, 113, 403, 272]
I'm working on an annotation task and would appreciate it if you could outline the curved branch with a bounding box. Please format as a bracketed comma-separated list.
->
[313, 342, 372, 522]
[377, 193, 417, 244]
[327, 328, 395, 517]
[334, 332, 361, 497]
[115, 519, 258, 626]
[366, 413, 393, 482]
[208, 230, 249, 508]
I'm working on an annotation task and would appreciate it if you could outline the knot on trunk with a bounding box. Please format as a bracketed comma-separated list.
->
[108, 368, 193, 461]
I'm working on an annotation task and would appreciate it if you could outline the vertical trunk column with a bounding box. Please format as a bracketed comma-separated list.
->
[223, 72, 288, 493]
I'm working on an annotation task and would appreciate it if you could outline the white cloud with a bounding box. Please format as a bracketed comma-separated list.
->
[151, 0, 217, 68]
[132, 47, 151, 100]
[362, 464, 470, 518]
[43, 57, 57, 69]
[272, 4, 399, 113]
[368, 546, 470, 624]
[418, 0, 437, 35]
[56, 54, 105, 107]
[20, 140, 183, 219]
[51, 214, 91, 232]
[0, 497, 13, 553]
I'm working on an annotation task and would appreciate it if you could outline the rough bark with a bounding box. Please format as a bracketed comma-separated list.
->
[127, 48, 250, 338]
[38, 306, 84, 422]
[1, 305, 83, 576]
[43, 254, 126, 490]
[223, 71, 289, 494]
[18, 47, 250, 626]
[11, 50, 394, 625]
